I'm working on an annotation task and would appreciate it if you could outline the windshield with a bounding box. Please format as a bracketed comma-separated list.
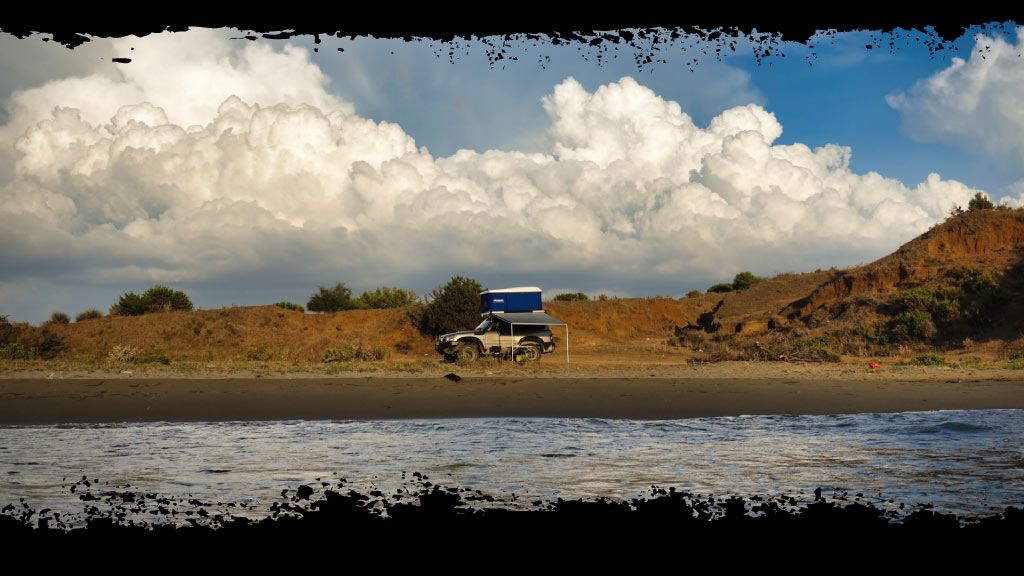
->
[474, 319, 492, 332]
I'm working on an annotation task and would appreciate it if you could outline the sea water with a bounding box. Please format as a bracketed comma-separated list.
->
[1, 409, 1022, 521]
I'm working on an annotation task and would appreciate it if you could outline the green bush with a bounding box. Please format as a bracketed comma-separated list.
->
[967, 192, 994, 211]
[910, 353, 946, 366]
[0, 342, 39, 360]
[949, 266, 995, 293]
[893, 310, 935, 340]
[75, 309, 103, 322]
[354, 287, 420, 309]
[323, 345, 359, 363]
[553, 292, 588, 302]
[111, 286, 193, 316]
[707, 283, 733, 293]
[1, 315, 63, 359]
[856, 321, 890, 346]
[49, 311, 70, 324]
[112, 292, 146, 316]
[732, 271, 765, 291]
[792, 335, 841, 362]
[274, 301, 305, 313]
[142, 285, 193, 312]
[418, 276, 485, 336]
[898, 287, 937, 312]
[136, 353, 172, 365]
[369, 345, 392, 361]
[307, 283, 356, 313]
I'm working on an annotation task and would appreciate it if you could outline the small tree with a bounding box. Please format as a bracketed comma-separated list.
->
[418, 276, 484, 335]
[111, 286, 192, 316]
[76, 309, 103, 322]
[968, 192, 994, 211]
[732, 271, 764, 291]
[354, 286, 421, 309]
[707, 283, 733, 293]
[307, 282, 355, 313]
[49, 311, 70, 324]
[274, 301, 305, 313]
[112, 292, 148, 316]
[142, 285, 193, 313]
[553, 292, 588, 302]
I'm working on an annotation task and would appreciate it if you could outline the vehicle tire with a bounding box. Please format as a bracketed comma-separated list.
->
[519, 344, 541, 362]
[455, 344, 479, 362]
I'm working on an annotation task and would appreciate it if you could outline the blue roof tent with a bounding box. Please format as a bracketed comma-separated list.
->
[480, 287, 543, 316]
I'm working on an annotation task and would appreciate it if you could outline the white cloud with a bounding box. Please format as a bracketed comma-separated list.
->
[887, 27, 1024, 173]
[0, 31, 985, 322]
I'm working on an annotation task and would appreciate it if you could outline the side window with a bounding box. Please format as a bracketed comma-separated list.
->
[497, 323, 512, 335]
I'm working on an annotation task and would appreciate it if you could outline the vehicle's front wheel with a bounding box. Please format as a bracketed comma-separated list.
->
[455, 344, 479, 362]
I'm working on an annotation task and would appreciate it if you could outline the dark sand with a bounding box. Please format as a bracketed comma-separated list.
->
[1, 376, 1022, 424]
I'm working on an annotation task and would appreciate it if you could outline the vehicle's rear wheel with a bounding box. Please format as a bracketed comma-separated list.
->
[455, 344, 479, 362]
[518, 344, 541, 362]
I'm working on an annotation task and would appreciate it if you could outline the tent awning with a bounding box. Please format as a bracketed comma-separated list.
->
[490, 311, 566, 326]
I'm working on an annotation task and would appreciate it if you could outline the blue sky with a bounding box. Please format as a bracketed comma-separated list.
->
[306, 26, 1021, 194]
[1, 24, 1023, 323]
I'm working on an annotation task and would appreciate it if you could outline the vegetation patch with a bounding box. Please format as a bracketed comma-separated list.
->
[49, 311, 70, 324]
[111, 285, 193, 316]
[0, 315, 63, 360]
[354, 287, 420, 309]
[948, 266, 995, 294]
[731, 271, 765, 291]
[910, 353, 946, 366]
[242, 346, 276, 362]
[554, 292, 588, 302]
[75, 309, 103, 322]
[855, 321, 890, 346]
[323, 344, 392, 363]
[107, 344, 141, 364]
[417, 275, 484, 336]
[136, 353, 172, 365]
[308, 284, 421, 313]
[307, 283, 355, 313]
[968, 192, 994, 211]
[274, 301, 304, 312]
[892, 310, 936, 340]
[792, 335, 842, 362]
[323, 345, 359, 363]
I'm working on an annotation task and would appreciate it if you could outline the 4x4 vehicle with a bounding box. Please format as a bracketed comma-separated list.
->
[435, 316, 555, 363]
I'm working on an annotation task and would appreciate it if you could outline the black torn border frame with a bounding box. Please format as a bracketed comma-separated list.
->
[0, 6, 1019, 56]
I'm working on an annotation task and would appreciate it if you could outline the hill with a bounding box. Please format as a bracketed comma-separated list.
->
[4, 208, 1024, 368]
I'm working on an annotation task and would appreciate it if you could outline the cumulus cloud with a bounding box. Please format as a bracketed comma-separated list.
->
[887, 27, 1024, 169]
[0, 31, 985, 321]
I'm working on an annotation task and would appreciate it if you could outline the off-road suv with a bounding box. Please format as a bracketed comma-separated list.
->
[435, 316, 555, 363]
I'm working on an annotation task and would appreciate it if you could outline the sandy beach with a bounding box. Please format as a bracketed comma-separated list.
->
[2, 366, 1023, 424]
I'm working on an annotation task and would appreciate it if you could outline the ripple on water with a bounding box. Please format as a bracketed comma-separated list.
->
[0, 409, 1021, 518]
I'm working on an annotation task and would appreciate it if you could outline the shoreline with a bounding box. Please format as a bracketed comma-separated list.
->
[2, 375, 1022, 424]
